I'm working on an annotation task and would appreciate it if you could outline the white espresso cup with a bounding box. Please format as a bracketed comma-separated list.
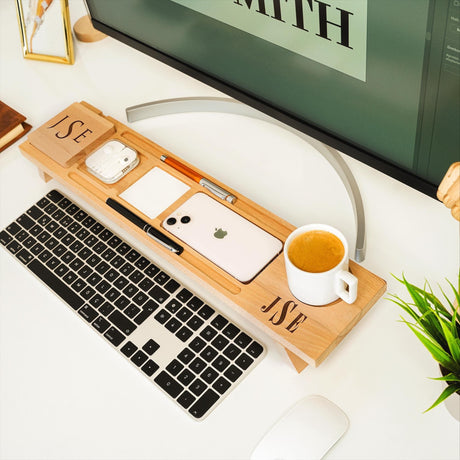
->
[284, 224, 358, 306]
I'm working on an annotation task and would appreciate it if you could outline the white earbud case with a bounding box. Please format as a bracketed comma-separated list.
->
[85, 140, 139, 184]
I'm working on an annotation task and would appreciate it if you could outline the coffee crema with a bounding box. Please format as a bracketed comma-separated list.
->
[287, 230, 345, 273]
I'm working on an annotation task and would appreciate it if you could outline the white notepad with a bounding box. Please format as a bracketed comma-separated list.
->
[120, 167, 190, 219]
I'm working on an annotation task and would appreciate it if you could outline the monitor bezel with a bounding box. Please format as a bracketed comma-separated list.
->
[87, 15, 438, 199]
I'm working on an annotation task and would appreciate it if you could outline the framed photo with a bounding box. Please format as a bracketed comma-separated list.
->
[15, 0, 74, 65]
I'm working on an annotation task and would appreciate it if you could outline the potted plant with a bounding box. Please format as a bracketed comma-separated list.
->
[389, 273, 460, 419]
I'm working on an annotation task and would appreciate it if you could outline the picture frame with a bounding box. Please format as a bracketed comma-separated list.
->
[15, 0, 74, 65]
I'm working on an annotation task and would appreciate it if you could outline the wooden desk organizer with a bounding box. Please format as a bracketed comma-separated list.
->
[19, 101, 386, 372]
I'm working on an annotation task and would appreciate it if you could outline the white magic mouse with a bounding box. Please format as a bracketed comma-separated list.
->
[251, 396, 349, 460]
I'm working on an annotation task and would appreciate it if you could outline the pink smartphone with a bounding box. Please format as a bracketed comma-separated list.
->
[162, 193, 283, 283]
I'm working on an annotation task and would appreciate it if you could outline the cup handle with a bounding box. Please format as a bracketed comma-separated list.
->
[335, 270, 358, 304]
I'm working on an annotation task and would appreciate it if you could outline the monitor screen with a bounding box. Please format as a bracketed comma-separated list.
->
[85, 0, 460, 198]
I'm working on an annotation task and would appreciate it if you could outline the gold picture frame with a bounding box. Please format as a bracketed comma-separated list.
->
[15, 0, 74, 65]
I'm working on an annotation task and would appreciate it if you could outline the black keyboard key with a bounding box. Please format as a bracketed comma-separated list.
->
[90, 222, 104, 235]
[81, 286, 96, 300]
[201, 367, 219, 384]
[28, 259, 84, 310]
[54, 263, 69, 278]
[235, 332, 252, 349]
[201, 346, 218, 363]
[154, 371, 183, 398]
[120, 341, 138, 357]
[132, 291, 148, 307]
[31, 243, 45, 256]
[222, 323, 240, 340]
[176, 306, 193, 322]
[6, 221, 21, 236]
[187, 316, 204, 331]
[108, 310, 137, 335]
[154, 271, 169, 285]
[27, 205, 43, 220]
[177, 348, 195, 364]
[17, 214, 35, 230]
[99, 302, 115, 317]
[47, 190, 64, 203]
[92, 316, 110, 333]
[36, 197, 50, 208]
[189, 389, 219, 419]
[93, 241, 107, 254]
[165, 317, 182, 333]
[142, 339, 160, 355]
[223, 343, 241, 360]
[154, 309, 171, 324]
[211, 314, 228, 330]
[124, 304, 141, 319]
[0, 230, 12, 245]
[211, 334, 229, 351]
[74, 210, 88, 222]
[177, 288, 193, 303]
[247, 341, 264, 358]
[78, 305, 99, 322]
[120, 263, 135, 276]
[224, 364, 243, 382]
[131, 350, 148, 367]
[150, 285, 168, 304]
[134, 301, 158, 325]
[89, 294, 104, 308]
[87, 273, 102, 286]
[107, 235, 121, 248]
[177, 391, 196, 409]
[114, 276, 129, 290]
[104, 327, 125, 347]
[165, 299, 182, 314]
[144, 263, 160, 277]
[189, 378, 207, 397]
[138, 277, 154, 292]
[128, 269, 143, 284]
[123, 283, 139, 298]
[141, 359, 159, 377]
[200, 325, 218, 342]
[99, 229, 113, 241]
[187, 296, 204, 311]
[116, 242, 131, 255]
[16, 249, 33, 264]
[46, 257, 60, 270]
[57, 198, 71, 209]
[166, 359, 184, 376]
[164, 279, 180, 294]
[71, 278, 86, 292]
[212, 356, 230, 372]
[44, 203, 58, 215]
[198, 304, 215, 320]
[6, 240, 22, 255]
[82, 216, 96, 228]
[16, 229, 28, 242]
[212, 377, 232, 395]
[235, 353, 254, 370]
[23, 236, 36, 249]
[126, 248, 140, 262]
[38, 249, 53, 263]
[189, 337, 206, 353]
[115, 295, 130, 310]
[30, 224, 43, 237]
[135, 256, 150, 270]
[177, 369, 194, 386]
[66, 204, 79, 215]
[189, 357, 207, 374]
[176, 326, 193, 342]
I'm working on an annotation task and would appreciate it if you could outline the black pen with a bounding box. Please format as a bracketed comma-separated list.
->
[106, 198, 183, 255]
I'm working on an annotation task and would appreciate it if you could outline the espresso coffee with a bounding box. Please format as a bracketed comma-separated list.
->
[287, 230, 345, 273]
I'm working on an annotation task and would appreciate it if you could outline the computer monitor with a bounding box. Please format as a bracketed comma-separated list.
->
[84, 0, 459, 199]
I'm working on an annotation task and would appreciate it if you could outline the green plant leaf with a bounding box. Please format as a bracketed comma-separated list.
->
[431, 373, 460, 383]
[436, 310, 460, 365]
[424, 382, 460, 412]
[404, 322, 460, 374]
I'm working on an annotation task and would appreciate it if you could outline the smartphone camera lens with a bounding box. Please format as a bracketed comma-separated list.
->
[166, 217, 177, 225]
[181, 216, 191, 224]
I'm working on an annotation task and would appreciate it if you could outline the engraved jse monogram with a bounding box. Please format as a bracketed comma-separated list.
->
[260, 296, 308, 333]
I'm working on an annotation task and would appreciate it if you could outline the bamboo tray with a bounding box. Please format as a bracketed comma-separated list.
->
[19, 101, 386, 372]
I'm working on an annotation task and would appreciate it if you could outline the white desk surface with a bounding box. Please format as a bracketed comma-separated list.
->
[1, 2, 459, 459]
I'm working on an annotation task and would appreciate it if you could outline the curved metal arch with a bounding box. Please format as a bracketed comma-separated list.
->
[126, 97, 366, 262]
